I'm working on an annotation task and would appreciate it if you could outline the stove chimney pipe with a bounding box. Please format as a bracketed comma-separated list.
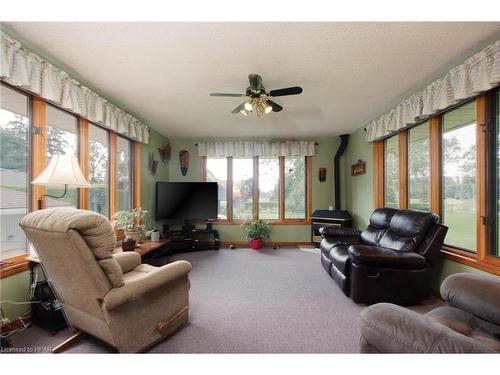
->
[334, 134, 349, 210]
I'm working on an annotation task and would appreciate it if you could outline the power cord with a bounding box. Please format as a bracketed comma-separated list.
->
[0, 315, 31, 339]
[0, 300, 43, 305]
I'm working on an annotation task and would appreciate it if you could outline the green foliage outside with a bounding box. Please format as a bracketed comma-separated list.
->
[207, 157, 306, 220]
[443, 210, 476, 251]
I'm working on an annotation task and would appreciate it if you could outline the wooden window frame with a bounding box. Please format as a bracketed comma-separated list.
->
[202, 155, 312, 225]
[0, 83, 141, 277]
[374, 90, 500, 275]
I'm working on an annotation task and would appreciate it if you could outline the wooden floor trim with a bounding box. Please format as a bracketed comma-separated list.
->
[220, 241, 313, 248]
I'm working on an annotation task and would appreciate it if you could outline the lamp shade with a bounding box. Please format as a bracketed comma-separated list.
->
[32, 154, 90, 187]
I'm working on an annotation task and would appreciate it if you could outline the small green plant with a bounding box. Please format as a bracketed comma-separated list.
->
[242, 219, 271, 241]
[113, 208, 148, 233]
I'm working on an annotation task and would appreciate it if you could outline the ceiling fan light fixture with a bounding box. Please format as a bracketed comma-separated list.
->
[264, 101, 273, 114]
[244, 102, 253, 111]
[240, 108, 249, 116]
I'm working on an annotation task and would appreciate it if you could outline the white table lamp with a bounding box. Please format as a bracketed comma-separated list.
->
[32, 154, 90, 209]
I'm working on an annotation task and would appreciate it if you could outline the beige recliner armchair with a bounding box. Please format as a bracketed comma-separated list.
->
[20, 207, 191, 353]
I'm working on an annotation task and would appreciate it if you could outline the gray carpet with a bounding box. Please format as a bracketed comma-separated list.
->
[8, 248, 443, 353]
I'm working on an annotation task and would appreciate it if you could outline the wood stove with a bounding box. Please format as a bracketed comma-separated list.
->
[311, 210, 353, 248]
[311, 134, 353, 248]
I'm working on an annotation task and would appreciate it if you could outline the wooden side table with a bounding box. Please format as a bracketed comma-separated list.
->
[114, 239, 170, 257]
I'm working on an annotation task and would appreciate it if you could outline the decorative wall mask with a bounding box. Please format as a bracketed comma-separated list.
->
[179, 150, 189, 176]
[148, 151, 158, 176]
[319, 167, 327, 182]
[158, 143, 171, 163]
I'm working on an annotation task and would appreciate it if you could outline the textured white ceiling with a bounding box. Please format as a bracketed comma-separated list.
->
[4, 22, 500, 139]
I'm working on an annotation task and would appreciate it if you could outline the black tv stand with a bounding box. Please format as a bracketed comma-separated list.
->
[163, 221, 220, 253]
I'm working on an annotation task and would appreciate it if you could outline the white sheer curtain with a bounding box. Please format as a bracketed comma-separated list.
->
[0, 31, 149, 144]
[197, 141, 316, 157]
[366, 40, 500, 142]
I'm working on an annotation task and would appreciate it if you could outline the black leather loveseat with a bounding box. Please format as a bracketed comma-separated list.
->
[320, 208, 448, 305]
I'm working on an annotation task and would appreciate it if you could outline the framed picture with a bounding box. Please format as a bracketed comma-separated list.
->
[351, 159, 366, 176]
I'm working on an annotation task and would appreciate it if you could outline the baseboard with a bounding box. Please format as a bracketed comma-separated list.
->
[0, 314, 31, 336]
[220, 241, 313, 248]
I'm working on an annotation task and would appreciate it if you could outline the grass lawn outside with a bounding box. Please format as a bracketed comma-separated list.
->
[443, 211, 476, 252]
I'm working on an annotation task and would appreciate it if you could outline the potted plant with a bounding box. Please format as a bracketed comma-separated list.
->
[145, 225, 161, 242]
[113, 208, 147, 243]
[243, 220, 271, 250]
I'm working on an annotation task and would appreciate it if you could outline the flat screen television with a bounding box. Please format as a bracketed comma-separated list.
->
[155, 182, 218, 221]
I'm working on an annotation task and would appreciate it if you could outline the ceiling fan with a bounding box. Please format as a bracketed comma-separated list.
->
[210, 73, 303, 117]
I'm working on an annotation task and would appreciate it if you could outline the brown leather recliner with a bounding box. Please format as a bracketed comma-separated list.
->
[320, 208, 448, 305]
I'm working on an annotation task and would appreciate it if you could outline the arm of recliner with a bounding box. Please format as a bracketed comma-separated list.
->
[319, 226, 360, 239]
[112, 251, 141, 274]
[440, 273, 500, 327]
[103, 260, 192, 310]
[348, 245, 427, 270]
[359, 303, 496, 353]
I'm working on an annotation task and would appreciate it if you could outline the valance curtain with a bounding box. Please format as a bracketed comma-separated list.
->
[0, 31, 149, 144]
[197, 141, 316, 157]
[366, 40, 500, 142]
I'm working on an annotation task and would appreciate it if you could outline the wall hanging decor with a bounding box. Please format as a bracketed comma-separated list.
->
[179, 150, 189, 176]
[319, 167, 327, 182]
[148, 151, 158, 176]
[158, 143, 171, 163]
[351, 159, 366, 176]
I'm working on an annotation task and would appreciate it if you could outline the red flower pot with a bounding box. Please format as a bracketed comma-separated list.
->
[249, 239, 263, 250]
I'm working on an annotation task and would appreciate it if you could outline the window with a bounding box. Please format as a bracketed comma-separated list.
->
[232, 158, 253, 220]
[0, 86, 30, 258]
[375, 90, 500, 275]
[46, 105, 78, 207]
[117, 136, 132, 212]
[204, 155, 310, 222]
[384, 135, 399, 208]
[0, 83, 141, 276]
[496, 91, 500, 257]
[493, 90, 500, 258]
[442, 101, 477, 252]
[408, 121, 430, 211]
[89, 124, 109, 217]
[206, 158, 228, 220]
[284, 157, 306, 219]
[258, 158, 279, 220]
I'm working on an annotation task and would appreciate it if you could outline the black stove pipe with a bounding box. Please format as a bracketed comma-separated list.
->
[334, 134, 349, 210]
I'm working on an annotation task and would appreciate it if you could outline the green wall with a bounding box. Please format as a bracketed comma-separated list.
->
[343, 127, 374, 230]
[342, 125, 495, 289]
[140, 128, 170, 229]
[168, 138, 340, 243]
[0, 271, 30, 320]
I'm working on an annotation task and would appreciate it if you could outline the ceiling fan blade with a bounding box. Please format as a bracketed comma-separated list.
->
[231, 102, 246, 114]
[210, 93, 244, 97]
[269, 86, 303, 97]
[248, 74, 262, 92]
[267, 100, 283, 112]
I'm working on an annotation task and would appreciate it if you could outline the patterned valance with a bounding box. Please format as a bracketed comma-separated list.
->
[366, 39, 500, 142]
[0, 31, 149, 144]
[197, 141, 316, 157]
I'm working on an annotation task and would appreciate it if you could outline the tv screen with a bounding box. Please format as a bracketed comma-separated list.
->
[155, 182, 218, 221]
